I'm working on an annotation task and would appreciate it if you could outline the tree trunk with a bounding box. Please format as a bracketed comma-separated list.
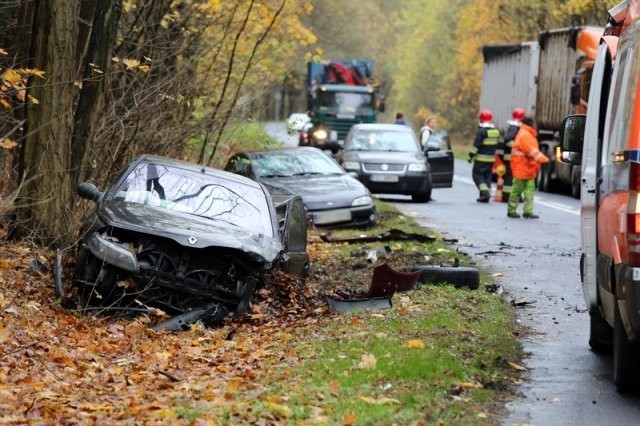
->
[72, 0, 122, 184]
[17, 0, 79, 246]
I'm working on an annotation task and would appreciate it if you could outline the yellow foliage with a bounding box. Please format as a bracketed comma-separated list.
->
[403, 339, 425, 349]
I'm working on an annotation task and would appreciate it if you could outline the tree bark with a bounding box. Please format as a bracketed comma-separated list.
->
[17, 0, 79, 246]
[71, 0, 122, 184]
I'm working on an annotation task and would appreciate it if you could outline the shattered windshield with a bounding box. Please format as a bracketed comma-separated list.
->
[112, 161, 274, 236]
[253, 150, 344, 178]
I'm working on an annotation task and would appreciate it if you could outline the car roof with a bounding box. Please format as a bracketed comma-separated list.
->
[136, 154, 264, 189]
[350, 123, 415, 132]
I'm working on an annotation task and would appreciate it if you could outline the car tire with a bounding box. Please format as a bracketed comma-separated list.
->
[589, 311, 612, 353]
[73, 247, 120, 308]
[613, 301, 640, 392]
[411, 174, 433, 203]
[411, 264, 480, 290]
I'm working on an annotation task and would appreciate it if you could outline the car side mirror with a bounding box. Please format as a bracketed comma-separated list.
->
[77, 182, 104, 202]
[560, 114, 586, 163]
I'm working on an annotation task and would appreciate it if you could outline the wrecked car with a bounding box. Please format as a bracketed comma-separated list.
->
[64, 155, 309, 329]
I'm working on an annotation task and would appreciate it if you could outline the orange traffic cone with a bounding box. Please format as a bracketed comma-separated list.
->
[494, 164, 506, 202]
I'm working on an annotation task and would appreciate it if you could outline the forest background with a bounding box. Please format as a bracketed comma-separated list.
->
[0, 0, 617, 245]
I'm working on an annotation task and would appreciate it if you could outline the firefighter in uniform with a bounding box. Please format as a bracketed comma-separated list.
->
[468, 109, 501, 202]
[496, 108, 525, 202]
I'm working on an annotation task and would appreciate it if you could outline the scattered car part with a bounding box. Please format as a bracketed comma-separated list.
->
[412, 264, 480, 290]
[319, 228, 436, 244]
[325, 295, 392, 312]
[325, 263, 420, 312]
[152, 302, 228, 331]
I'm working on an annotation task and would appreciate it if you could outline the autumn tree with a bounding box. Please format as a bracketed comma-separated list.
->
[0, 0, 316, 246]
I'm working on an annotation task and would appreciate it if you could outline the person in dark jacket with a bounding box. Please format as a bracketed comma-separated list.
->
[496, 108, 525, 202]
[468, 109, 501, 202]
[393, 112, 410, 126]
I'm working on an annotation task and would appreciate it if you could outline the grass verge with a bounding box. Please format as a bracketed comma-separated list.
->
[224, 199, 523, 424]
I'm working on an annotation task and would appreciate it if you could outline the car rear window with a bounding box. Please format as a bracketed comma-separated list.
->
[345, 129, 420, 152]
[113, 162, 274, 236]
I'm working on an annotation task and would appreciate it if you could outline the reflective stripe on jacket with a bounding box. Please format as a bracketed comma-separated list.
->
[510, 124, 549, 180]
[470, 125, 500, 163]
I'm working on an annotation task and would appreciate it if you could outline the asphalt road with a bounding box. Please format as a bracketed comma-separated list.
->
[392, 159, 640, 425]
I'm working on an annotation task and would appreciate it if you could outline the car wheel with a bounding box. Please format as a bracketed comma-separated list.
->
[73, 246, 120, 308]
[613, 301, 640, 392]
[411, 174, 433, 203]
[411, 264, 480, 290]
[589, 311, 612, 353]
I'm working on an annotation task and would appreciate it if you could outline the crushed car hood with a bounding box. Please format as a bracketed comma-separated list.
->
[262, 175, 368, 210]
[98, 201, 282, 263]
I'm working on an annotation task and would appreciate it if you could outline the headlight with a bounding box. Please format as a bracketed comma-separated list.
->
[408, 163, 427, 172]
[314, 129, 328, 140]
[342, 161, 360, 170]
[352, 195, 374, 207]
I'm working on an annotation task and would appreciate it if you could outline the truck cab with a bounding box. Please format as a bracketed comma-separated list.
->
[307, 84, 378, 153]
[561, 0, 640, 392]
[304, 60, 383, 154]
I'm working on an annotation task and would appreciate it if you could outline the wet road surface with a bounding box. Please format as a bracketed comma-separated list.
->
[393, 159, 640, 425]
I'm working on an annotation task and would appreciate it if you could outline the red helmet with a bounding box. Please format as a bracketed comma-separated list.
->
[478, 109, 493, 123]
[512, 108, 525, 120]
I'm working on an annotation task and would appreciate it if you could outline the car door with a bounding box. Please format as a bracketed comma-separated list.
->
[275, 195, 310, 279]
[425, 130, 454, 188]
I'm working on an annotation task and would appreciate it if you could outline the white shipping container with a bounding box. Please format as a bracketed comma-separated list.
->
[479, 42, 539, 130]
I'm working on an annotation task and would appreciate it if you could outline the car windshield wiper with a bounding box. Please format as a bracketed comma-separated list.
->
[290, 171, 325, 176]
[260, 173, 292, 178]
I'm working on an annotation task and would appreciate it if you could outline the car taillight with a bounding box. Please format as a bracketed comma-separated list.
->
[627, 162, 640, 265]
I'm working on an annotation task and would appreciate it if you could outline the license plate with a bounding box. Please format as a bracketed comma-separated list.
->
[370, 174, 399, 183]
[312, 209, 352, 225]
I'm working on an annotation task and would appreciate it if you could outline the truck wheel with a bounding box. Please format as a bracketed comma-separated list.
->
[613, 302, 640, 392]
[571, 169, 581, 199]
[589, 311, 612, 353]
[538, 163, 550, 192]
[412, 264, 480, 290]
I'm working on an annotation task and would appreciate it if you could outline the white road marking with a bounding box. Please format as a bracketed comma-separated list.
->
[453, 174, 580, 216]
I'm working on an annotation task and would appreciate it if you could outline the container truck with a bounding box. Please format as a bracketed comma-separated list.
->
[479, 27, 604, 198]
[534, 26, 604, 198]
[479, 42, 540, 129]
[302, 60, 383, 153]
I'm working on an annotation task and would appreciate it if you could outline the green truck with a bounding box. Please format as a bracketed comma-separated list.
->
[301, 60, 383, 153]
